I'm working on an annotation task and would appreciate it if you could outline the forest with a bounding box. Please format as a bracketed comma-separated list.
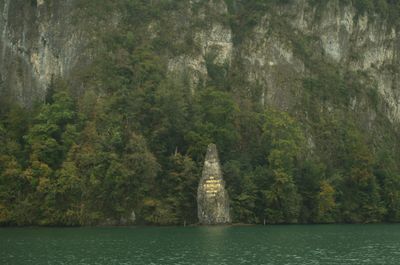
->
[0, 0, 400, 226]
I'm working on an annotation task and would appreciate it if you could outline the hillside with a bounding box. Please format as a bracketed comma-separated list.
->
[0, 0, 400, 225]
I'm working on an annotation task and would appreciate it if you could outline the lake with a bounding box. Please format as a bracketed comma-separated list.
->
[1, 224, 400, 264]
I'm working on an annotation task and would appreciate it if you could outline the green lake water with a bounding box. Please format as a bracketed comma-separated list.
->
[1, 224, 400, 264]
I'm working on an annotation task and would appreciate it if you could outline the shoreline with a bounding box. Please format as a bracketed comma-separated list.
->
[1, 222, 399, 228]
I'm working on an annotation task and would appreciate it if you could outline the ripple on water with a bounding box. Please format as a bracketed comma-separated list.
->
[1, 225, 400, 265]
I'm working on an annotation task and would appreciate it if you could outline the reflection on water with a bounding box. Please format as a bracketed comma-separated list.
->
[198, 226, 231, 264]
[1, 225, 400, 265]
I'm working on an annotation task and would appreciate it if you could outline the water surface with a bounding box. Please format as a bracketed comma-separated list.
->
[1, 224, 400, 264]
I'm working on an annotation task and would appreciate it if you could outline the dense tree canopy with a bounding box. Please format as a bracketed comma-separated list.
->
[0, 0, 400, 226]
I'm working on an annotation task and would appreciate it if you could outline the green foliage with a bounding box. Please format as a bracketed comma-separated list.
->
[1, 81, 398, 225]
[313, 0, 399, 24]
[1, 0, 400, 226]
[354, 0, 375, 14]
[156, 153, 200, 224]
[317, 180, 337, 223]
[205, 53, 230, 89]
[186, 88, 240, 161]
[224, 161, 258, 223]
[258, 109, 304, 223]
[25, 86, 77, 169]
[296, 161, 327, 223]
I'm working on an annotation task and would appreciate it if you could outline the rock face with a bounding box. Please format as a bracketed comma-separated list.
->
[0, 0, 86, 105]
[1, 0, 399, 125]
[0, 0, 116, 106]
[197, 144, 230, 225]
[1, 0, 399, 147]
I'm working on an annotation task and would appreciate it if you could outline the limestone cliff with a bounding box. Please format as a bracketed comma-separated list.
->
[1, 0, 83, 105]
[198, 144, 230, 224]
[164, 0, 400, 130]
[0, 0, 399, 136]
[1, 0, 400, 226]
[0, 0, 119, 105]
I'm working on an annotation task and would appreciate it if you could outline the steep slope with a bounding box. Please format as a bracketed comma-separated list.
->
[1, 0, 399, 127]
[0, 0, 400, 225]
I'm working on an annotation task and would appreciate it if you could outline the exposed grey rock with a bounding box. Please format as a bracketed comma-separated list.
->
[130, 210, 136, 223]
[1, 0, 399, 141]
[0, 0, 117, 106]
[99, 218, 118, 226]
[100, 210, 135, 226]
[197, 143, 230, 224]
[119, 210, 136, 225]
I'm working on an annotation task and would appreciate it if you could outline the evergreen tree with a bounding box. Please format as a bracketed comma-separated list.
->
[259, 109, 304, 223]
